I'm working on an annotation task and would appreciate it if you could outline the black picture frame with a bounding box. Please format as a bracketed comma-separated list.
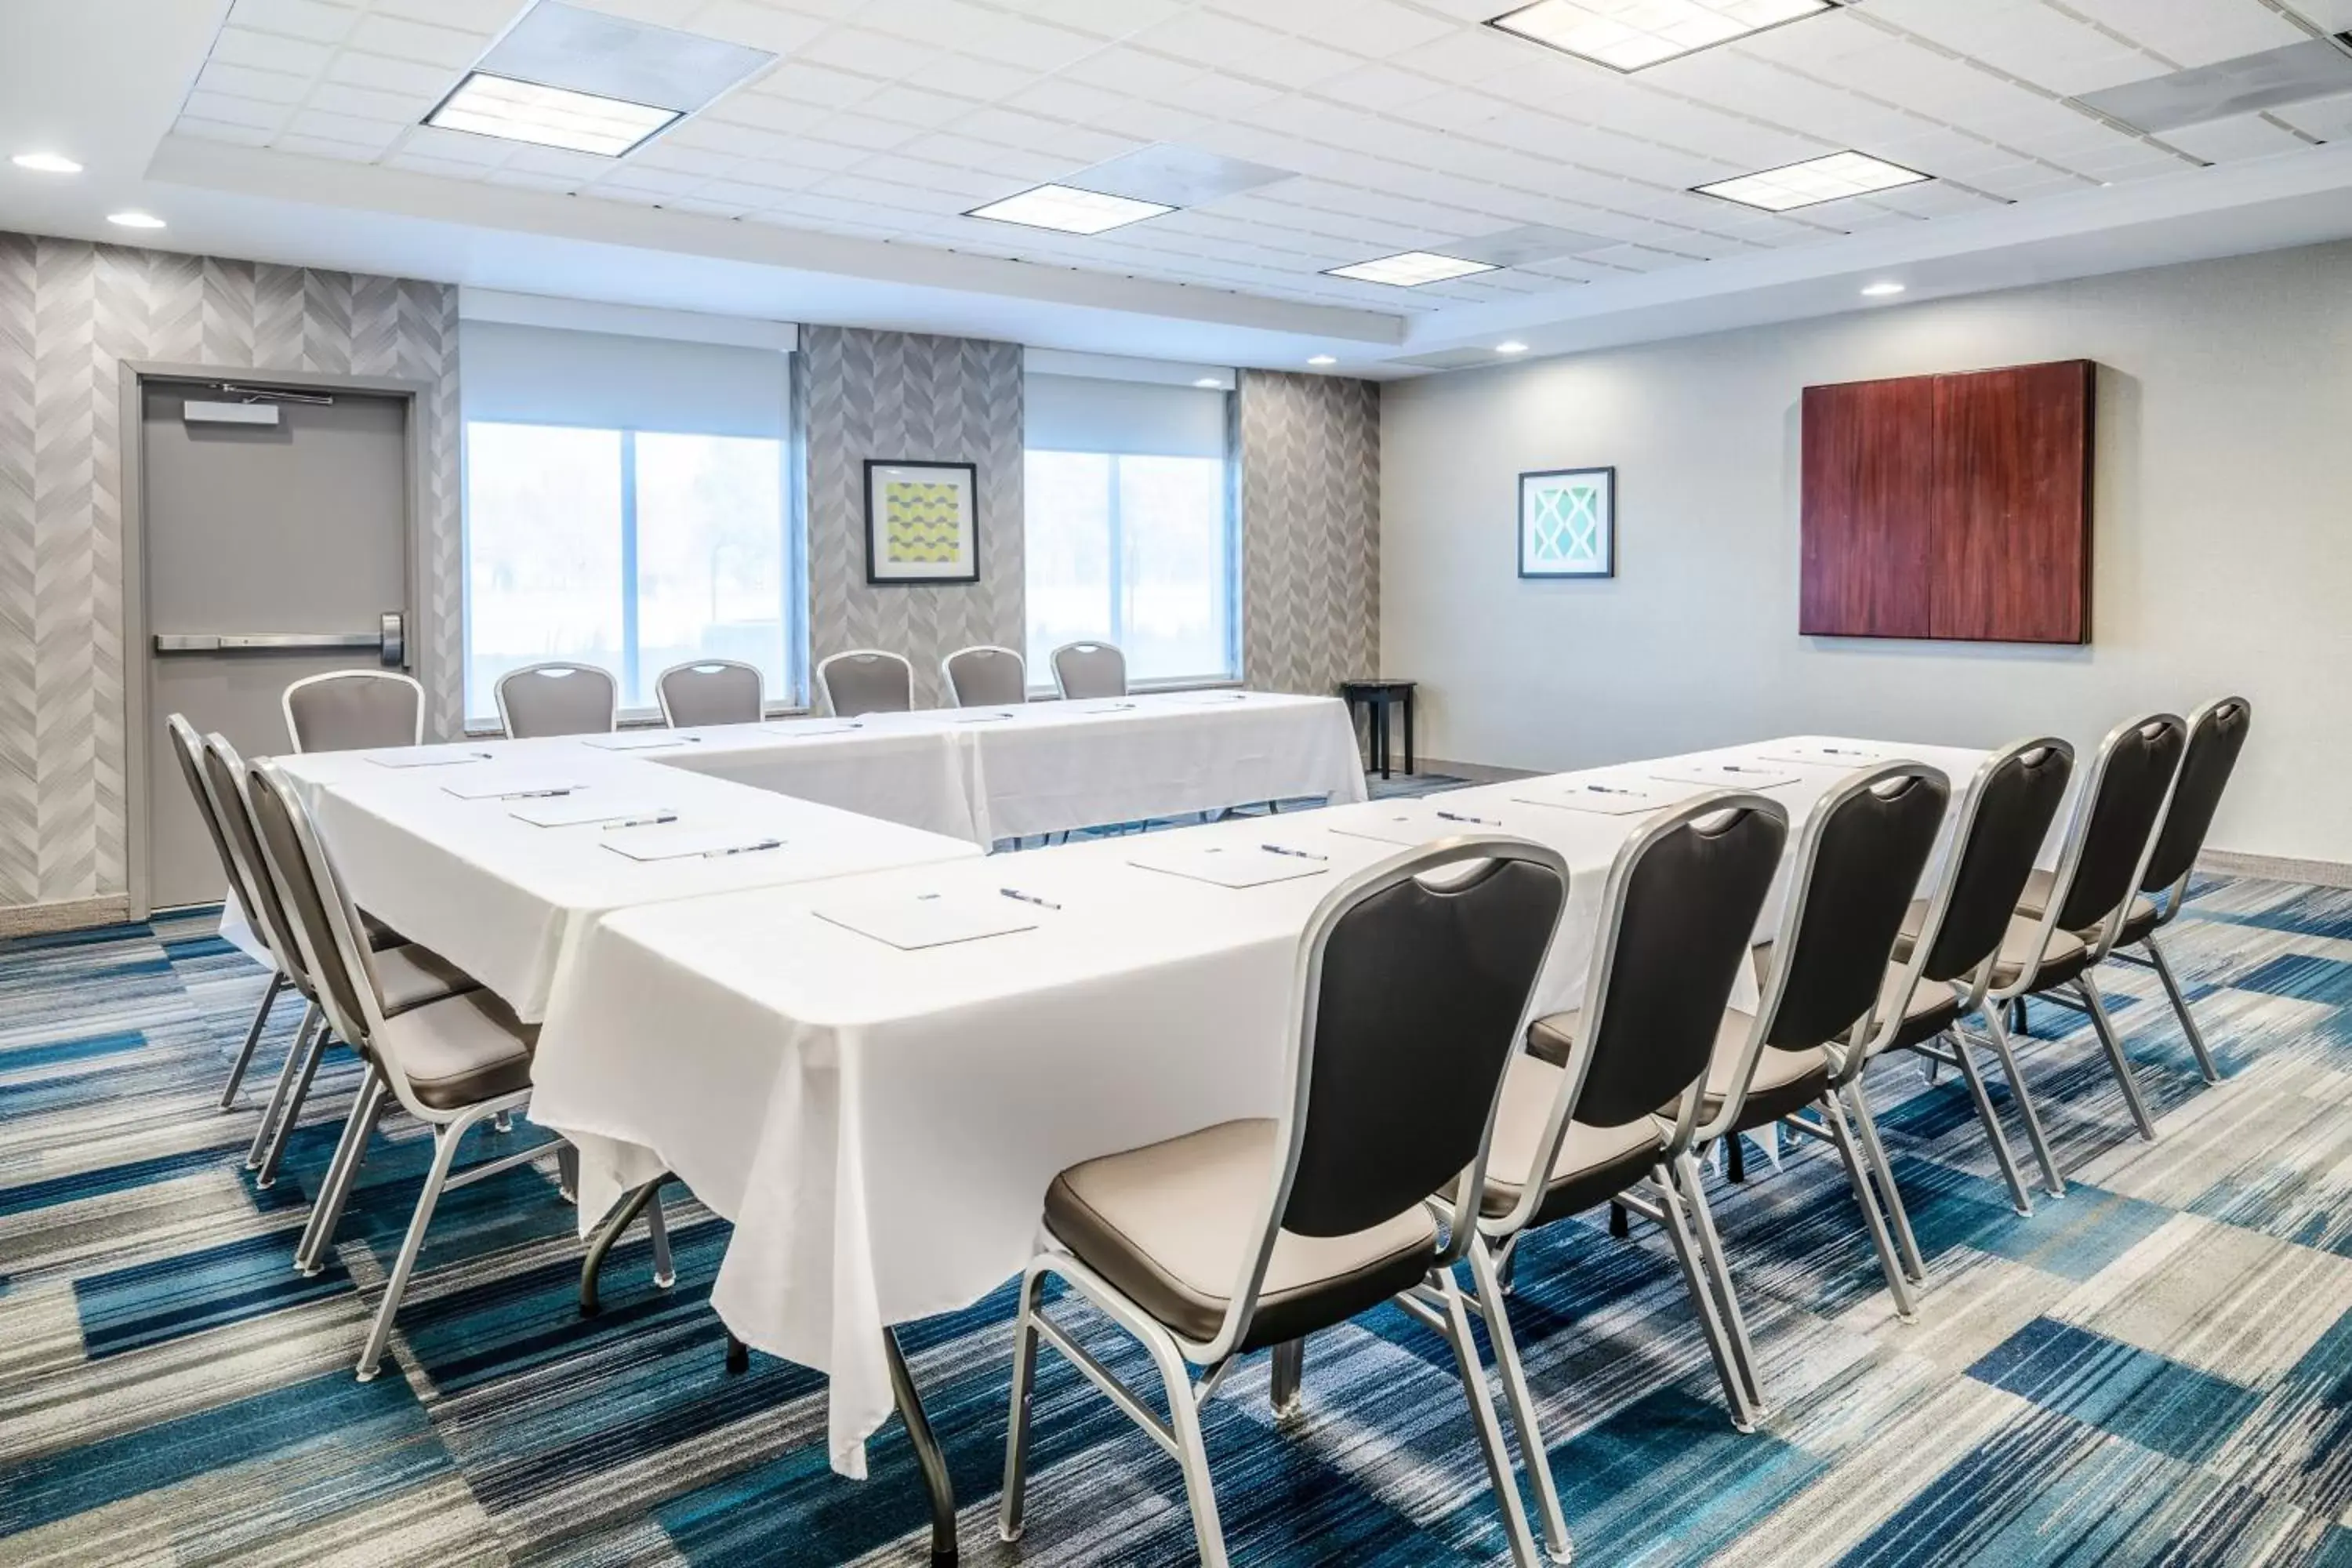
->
[863, 459, 981, 586]
[1517, 465, 1616, 579]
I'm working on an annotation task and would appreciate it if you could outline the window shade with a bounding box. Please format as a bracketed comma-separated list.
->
[1025, 372, 1228, 458]
[459, 320, 787, 437]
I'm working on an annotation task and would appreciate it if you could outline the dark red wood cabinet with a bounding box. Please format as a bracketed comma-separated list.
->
[1801, 359, 2093, 644]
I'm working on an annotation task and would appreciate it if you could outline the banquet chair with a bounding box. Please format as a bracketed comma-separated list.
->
[2027, 697, 2251, 1084]
[201, 735, 475, 1188]
[656, 659, 764, 727]
[816, 648, 914, 717]
[1693, 763, 1950, 1333]
[495, 662, 618, 739]
[941, 644, 1026, 708]
[245, 757, 649, 1380]
[1050, 640, 1127, 700]
[1001, 835, 1570, 1568]
[165, 714, 294, 1109]
[282, 670, 425, 753]
[1974, 713, 2187, 1145]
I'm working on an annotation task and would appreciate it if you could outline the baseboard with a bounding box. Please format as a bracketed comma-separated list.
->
[0, 894, 132, 938]
[2200, 849, 2352, 890]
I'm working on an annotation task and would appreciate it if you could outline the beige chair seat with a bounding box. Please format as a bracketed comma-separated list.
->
[1700, 1011, 1831, 1130]
[2014, 869, 2163, 946]
[373, 943, 479, 1018]
[1895, 902, 2088, 990]
[1044, 1119, 1438, 1350]
[1877, 965, 1962, 1054]
[373, 989, 536, 1110]
[1472, 1047, 1666, 1227]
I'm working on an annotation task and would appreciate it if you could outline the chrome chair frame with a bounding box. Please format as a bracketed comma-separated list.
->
[1000, 836, 1570, 1568]
[654, 658, 765, 728]
[815, 648, 916, 717]
[493, 661, 619, 739]
[939, 644, 1028, 708]
[281, 670, 426, 753]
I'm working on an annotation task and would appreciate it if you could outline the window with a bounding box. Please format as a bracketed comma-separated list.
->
[459, 321, 796, 724]
[1024, 372, 1235, 688]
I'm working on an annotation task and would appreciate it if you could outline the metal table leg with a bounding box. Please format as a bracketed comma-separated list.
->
[884, 1327, 960, 1566]
[1402, 689, 1414, 776]
[1269, 1338, 1304, 1416]
[578, 1174, 666, 1317]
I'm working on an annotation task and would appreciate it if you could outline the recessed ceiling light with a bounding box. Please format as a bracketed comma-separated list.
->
[107, 211, 166, 230]
[1192, 377, 1223, 388]
[1325, 251, 1498, 288]
[1496, 341, 1530, 354]
[1307, 355, 1338, 366]
[11, 152, 82, 174]
[966, 183, 1174, 235]
[426, 71, 681, 158]
[1694, 151, 1929, 212]
[1490, 0, 1835, 72]
[1861, 281, 1906, 297]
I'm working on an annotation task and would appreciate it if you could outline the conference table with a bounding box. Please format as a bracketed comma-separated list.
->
[524, 733, 1991, 1488]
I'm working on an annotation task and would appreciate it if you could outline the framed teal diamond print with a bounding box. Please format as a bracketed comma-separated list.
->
[1519, 466, 1615, 579]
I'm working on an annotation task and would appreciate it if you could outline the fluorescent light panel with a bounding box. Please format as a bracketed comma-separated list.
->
[1325, 251, 1498, 287]
[1694, 151, 1927, 211]
[1490, 0, 1834, 71]
[427, 71, 680, 157]
[966, 183, 1174, 234]
[11, 152, 82, 173]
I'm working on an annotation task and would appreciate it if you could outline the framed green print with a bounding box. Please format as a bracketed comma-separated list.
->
[1519, 466, 1615, 579]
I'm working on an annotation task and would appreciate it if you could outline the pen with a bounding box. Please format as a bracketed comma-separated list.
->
[1436, 809, 1500, 826]
[605, 813, 678, 829]
[1585, 784, 1638, 796]
[704, 840, 782, 858]
[1261, 843, 1327, 861]
[1000, 887, 1062, 909]
[504, 787, 575, 799]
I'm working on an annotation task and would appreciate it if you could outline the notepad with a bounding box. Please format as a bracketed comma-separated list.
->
[1754, 742, 1896, 768]
[952, 711, 1018, 724]
[1162, 691, 1250, 706]
[509, 797, 677, 829]
[366, 749, 493, 769]
[1078, 702, 1139, 714]
[1326, 811, 1450, 848]
[1128, 844, 1329, 889]
[601, 826, 784, 863]
[761, 720, 863, 739]
[811, 891, 1038, 950]
[1650, 762, 1801, 791]
[441, 774, 590, 800]
[1512, 779, 1699, 816]
[580, 732, 701, 752]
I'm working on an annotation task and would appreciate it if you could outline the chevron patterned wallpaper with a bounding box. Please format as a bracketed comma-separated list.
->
[800, 325, 1023, 710]
[1238, 369, 1381, 697]
[0, 231, 459, 916]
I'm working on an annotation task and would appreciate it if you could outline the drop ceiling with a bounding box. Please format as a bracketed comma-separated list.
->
[6, 0, 2352, 373]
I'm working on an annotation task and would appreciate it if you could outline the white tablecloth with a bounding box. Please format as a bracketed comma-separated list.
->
[276, 739, 984, 1022]
[524, 735, 1987, 1477]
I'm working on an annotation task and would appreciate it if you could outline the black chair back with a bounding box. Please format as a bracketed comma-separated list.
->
[2140, 698, 2251, 897]
[200, 735, 309, 994]
[2053, 715, 2187, 934]
[1920, 741, 2074, 985]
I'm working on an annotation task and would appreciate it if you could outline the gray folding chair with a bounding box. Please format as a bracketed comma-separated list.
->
[1464, 793, 1788, 1563]
[940, 644, 1027, 708]
[816, 649, 915, 717]
[282, 670, 425, 753]
[495, 662, 618, 739]
[165, 714, 292, 1109]
[1988, 713, 2188, 1144]
[1002, 836, 1570, 1568]
[655, 659, 765, 728]
[1050, 640, 1127, 700]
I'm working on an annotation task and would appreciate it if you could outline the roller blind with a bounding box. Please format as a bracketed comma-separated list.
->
[459, 320, 788, 437]
[1025, 372, 1228, 458]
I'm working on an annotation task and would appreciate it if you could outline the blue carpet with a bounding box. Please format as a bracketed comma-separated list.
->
[5, 862, 2352, 1563]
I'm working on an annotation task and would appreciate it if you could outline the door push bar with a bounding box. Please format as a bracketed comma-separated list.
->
[155, 611, 406, 668]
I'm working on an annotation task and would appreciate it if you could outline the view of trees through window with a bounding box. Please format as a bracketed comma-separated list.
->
[1024, 450, 1232, 685]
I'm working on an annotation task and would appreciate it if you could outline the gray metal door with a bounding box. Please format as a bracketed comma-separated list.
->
[142, 380, 412, 909]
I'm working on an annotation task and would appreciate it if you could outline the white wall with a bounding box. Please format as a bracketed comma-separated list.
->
[1381, 240, 2352, 866]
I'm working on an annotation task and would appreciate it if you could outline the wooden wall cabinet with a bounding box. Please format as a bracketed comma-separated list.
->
[1801, 359, 2094, 644]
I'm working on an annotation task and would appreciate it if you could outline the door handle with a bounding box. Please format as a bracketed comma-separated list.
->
[154, 611, 409, 669]
[379, 611, 405, 669]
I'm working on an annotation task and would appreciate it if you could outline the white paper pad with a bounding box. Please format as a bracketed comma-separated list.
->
[442, 774, 591, 800]
[1162, 691, 1250, 706]
[1078, 702, 1139, 715]
[1650, 762, 1802, 790]
[581, 732, 702, 752]
[1128, 844, 1330, 889]
[601, 826, 785, 863]
[366, 749, 493, 769]
[1327, 808, 1504, 846]
[953, 712, 1018, 724]
[811, 891, 1038, 950]
[1511, 779, 1699, 817]
[761, 720, 864, 739]
[1753, 742, 1896, 768]
[509, 797, 678, 829]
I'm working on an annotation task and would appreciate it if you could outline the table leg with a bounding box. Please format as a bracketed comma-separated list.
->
[884, 1327, 960, 1566]
[578, 1173, 666, 1317]
[1270, 1338, 1304, 1417]
[1402, 691, 1414, 775]
[1374, 699, 1392, 779]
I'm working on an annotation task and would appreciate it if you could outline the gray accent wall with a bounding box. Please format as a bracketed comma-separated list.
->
[800, 325, 1023, 710]
[1238, 369, 1380, 697]
[0, 231, 459, 917]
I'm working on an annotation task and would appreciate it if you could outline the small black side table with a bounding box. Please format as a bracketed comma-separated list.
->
[1339, 678, 1415, 779]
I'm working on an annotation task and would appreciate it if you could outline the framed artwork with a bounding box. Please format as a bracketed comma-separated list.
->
[1519, 466, 1615, 579]
[865, 459, 980, 585]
